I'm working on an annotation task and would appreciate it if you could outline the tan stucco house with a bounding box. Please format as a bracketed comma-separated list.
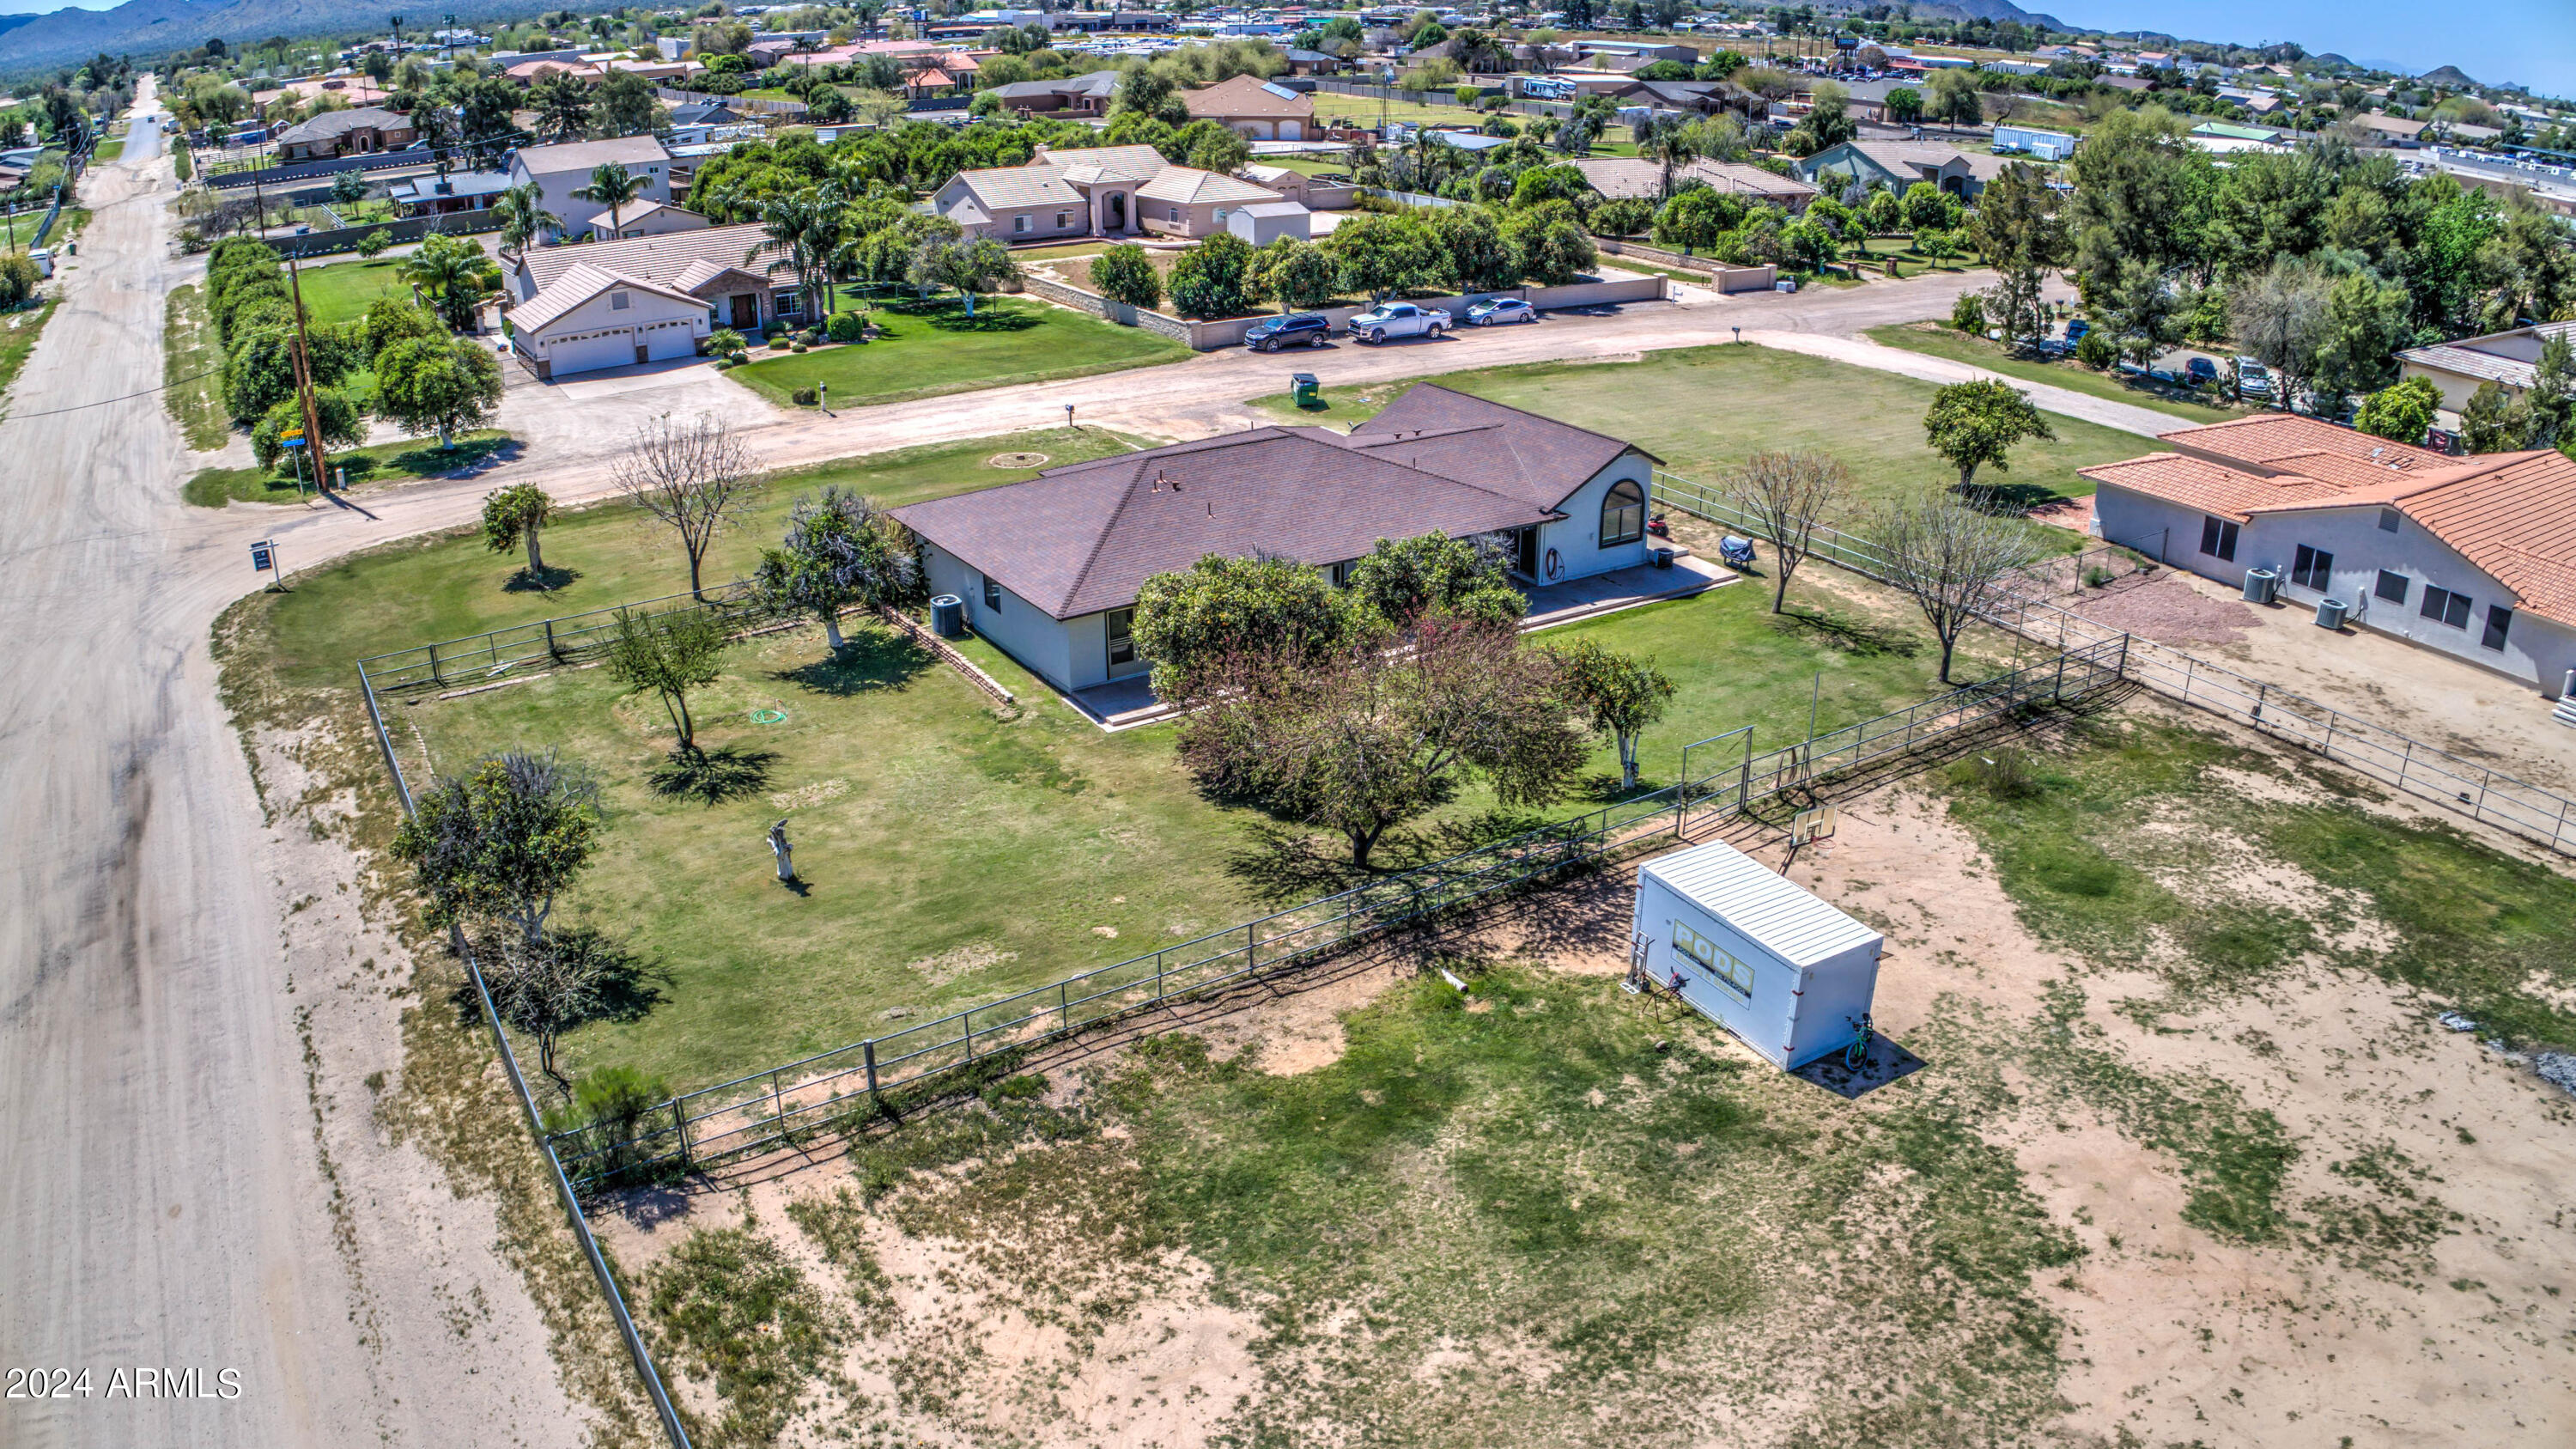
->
[1182, 73, 1315, 141]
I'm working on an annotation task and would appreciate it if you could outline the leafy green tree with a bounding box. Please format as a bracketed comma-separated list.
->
[2354, 377, 2442, 443]
[1923, 379, 2055, 495]
[2096, 257, 2181, 366]
[1132, 553, 1353, 703]
[1925, 68, 1983, 125]
[361, 298, 446, 362]
[1509, 162, 1591, 210]
[329, 169, 368, 207]
[1970, 161, 2069, 350]
[2458, 382, 2530, 454]
[1781, 218, 1839, 271]
[1504, 200, 1595, 286]
[1553, 638, 1674, 789]
[1862, 187, 1901, 234]
[2064, 107, 2209, 307]
[398, 234, 489, 332]
[1168, 231, 1261, 318]
[1900, 180, 1947, 231]
[908, 235, 1019, 316]
[604, 604, 727, 755]
[1179, 119, 1250, 174]
[355, 228, 394, 259]
[1325, 211, 1441, 302]
[1426, 204, 1519, 292]
[1885, 85, 1923, 124]
[2233, 258, 2332, 411]
[1653, 186, 1742, 253]
[750, 486, 923, 650]
[529, 70, 592, 141]
[1949, 290, 1985, 334]
[1345, 533, 1524, 629]
[2523, 332, 2575, 452]
[390, 750, 601, 947]
[1254, 236, 1338, 312]
[375, 336, 503, 447]
[592, 69, 667, 137]
[481, 483, 556, 579]
[251, 390, 363, 470]
[1591, 196, 1655, 238]
[2308, 271, 2415, 412]
[1090, 241, 1162, 309]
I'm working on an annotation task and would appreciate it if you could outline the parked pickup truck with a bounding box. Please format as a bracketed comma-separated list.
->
[1347, 301, 1452, 344]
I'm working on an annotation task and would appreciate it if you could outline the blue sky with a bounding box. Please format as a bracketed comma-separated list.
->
[2054, 1, 2568, 96]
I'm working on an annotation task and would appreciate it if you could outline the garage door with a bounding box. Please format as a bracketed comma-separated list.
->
[642, 320, 698, 362]
[544, 329, 635, 377]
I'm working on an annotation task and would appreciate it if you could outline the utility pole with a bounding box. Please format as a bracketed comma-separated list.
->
[284, 248, 336, 493]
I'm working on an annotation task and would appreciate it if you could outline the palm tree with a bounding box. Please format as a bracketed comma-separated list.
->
[750, 194, 835, 322]
[572, 161, 645, 240]
[399, 236, 485, 332]
[492, 182, 561, 252]
[1636, 113, 1698, 198]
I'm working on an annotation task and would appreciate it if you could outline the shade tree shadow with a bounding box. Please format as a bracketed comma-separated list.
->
[1765, 602, 1921, 659]
[502, 564, 583, 593]
[769, 630, 933, 697]
[648, 745, 779, 806]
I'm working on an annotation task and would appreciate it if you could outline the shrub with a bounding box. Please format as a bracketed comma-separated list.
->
[2355, 376, 2442, 442]
[0, 253, 37, 309]
[769, 335, 791, 350]
[791, 385, 817, 405]
[2075, 328, 2118, 370]
[825, 311, 863, 342]
[714, 357, 734, 370]
[2083, 565, 2114, 588]
[1091, 241, 1163, 310]
[1949, 291, 1985, 333]
[1168, 232, 1260, 319]
[709, 327, 746, 354]
[355, 228, 393, 259]
[1590, 196, 1655, 238]
[791, 340, 809, 352]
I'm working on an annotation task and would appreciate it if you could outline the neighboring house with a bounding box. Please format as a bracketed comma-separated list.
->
[983, 70, 1118, 118]
[272, 107, 417, 161]
[891, 387, 1660, 696]
[1571, 156, 1819, 212]
[503, 222, 789, 378]
[386, 169, 511, 216]
[504, 58, 602, 85]
[933, 144, 1285, 240]
[1182, 73, 1315, 141]
[666, 100, 746, 129]
[1242, 163, 1360, 210]
[2083, 416, 2576, 697]
[507, 135, 675, 241]
[604, 200, 712, 238]
[1226, 199, 1313, 245]
[1795, 140, 2008, 199]
[1282, 47, 1345, 75]
[2398, 320, 2576, 420]
[1991, 124, 2078, 161]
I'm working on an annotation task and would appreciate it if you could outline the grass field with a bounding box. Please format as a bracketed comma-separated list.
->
[290, 253, 434, 327]
[1249, 342, 2147, 516]
[1868, 321, 2242, 425]
[0, 207, 92, 251]
[727, 293, 1190, 407]
[91, 137, 125, 162]
[161, 283, 232, 452]
[0, 297, 60, 407]
[183, 429, 514, 508]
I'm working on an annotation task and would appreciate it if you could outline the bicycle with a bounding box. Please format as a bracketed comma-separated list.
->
[1843, 1013, 1874, 1072]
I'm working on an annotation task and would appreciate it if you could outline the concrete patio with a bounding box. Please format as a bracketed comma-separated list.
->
[1057, 552, 1737, 731]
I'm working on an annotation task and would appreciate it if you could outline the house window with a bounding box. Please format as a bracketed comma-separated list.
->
[982, 575, 1003, 612]
[2373, 569, 2409, 605]
[2199, 514, 2239, 563]
[1600, 478, 1645, 547]
[1168, 206, 1182, 222]
[2290, 545, 2333, 591]
[2482, 605, 2513, 651]
[1107, 607, 1136, 666]
[2420, 585, 2472, 629]
[1012, 214, 1030, 233]
[774, 289, 801, 315]
[2378, 508, 2401, 533]
[610, 290, 631, 310]
[1330, 559, 1355, 588]
[1672, 922, 1754, 1002]
[1055, 210, 1070, 228]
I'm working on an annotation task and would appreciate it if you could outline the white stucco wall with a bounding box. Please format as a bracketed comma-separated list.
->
[922, 543, 1081, 692]
[1533, 452, 1656, 584]
[2096, 483, 2573, 694]
[510, 157, 674, 241]
[527, 285, 707, 368]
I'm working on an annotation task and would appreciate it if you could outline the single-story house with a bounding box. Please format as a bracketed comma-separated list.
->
[2083, 415, 2576, 697]
[602, 200, 712, 238]
[891, 387, 1662, 696]
[507, 134, 675, 241]
[2398, 320, 2576, 421]
[666, 100, 747, 129]
[1281, 47, 1345, 76]
[273, 106, 416, 161]
[1242, 163, 1360, 210]
[933, 143, 1287, 241]
[983, 70, 1119, 118]
[1226, 199, 1313, 245]
[1795, 140, 2008, 199]
[1571, 155, 1819, 212]
[1991, 124, 2078, 161]
[1182, 72, 1315, 141]
[387, 170, 512, 216]
[503, 222, 791, 378]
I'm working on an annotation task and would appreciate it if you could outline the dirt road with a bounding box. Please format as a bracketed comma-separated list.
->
[0, 86, 584, 1449]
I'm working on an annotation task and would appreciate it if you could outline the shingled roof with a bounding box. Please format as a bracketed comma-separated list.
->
[515, 222, 778, 291]
[891, 429, 1553, 619]
[1342, 385, 1658, 512]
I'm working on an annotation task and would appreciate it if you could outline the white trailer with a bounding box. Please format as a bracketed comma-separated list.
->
[1631, 840, 1884, 1070]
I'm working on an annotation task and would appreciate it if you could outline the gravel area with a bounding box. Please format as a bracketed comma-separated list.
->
[2063, 571, 2255, 647]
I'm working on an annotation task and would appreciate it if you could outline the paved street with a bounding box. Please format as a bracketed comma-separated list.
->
[0, 90, 2093, 1449]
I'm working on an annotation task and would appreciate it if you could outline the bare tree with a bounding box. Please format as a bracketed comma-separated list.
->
[1866, 488, 2043, 685]
[478, 927, 653, 1087]
[611, 412, 762, 600]
[1722, 450, 1852, 614]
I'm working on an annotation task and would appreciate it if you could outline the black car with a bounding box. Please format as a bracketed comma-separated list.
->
[1243, 313, 1332, 351]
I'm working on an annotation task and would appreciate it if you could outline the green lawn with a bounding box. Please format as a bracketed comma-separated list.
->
[249, 428, 1136, 686]
[726, 293, 1191, 409]
[184, 430, 515, 508]
[1249, 342, 2146, 515]
[290, 253, 434, 327]
[0, 207, 92, 251]
[1867, 321, 2242, 426]
[0, 298, 60, 407]
[1856, 235, 1984, 275]
[162, 283, 232, 452]
[91, 137, 125, 161]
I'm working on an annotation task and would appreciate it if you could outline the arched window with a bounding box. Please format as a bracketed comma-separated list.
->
[1600, 478, 1645, 548]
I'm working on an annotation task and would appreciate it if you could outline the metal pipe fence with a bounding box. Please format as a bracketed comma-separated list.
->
[360, 582, 774, 693]
[356, 668, 696, 1449]
[1647, 466, 2575, 859]
[547, 635, 2129, 1192]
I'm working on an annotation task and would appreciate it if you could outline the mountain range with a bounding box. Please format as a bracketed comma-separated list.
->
[0, 0, 533, 78]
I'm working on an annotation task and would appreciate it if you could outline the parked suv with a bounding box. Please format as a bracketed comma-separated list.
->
[1243, 313, 1332, 352]
[1347, 301, 1451, 344]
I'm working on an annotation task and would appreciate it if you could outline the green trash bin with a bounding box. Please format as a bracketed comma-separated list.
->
[1291, 372, 1321, 410]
